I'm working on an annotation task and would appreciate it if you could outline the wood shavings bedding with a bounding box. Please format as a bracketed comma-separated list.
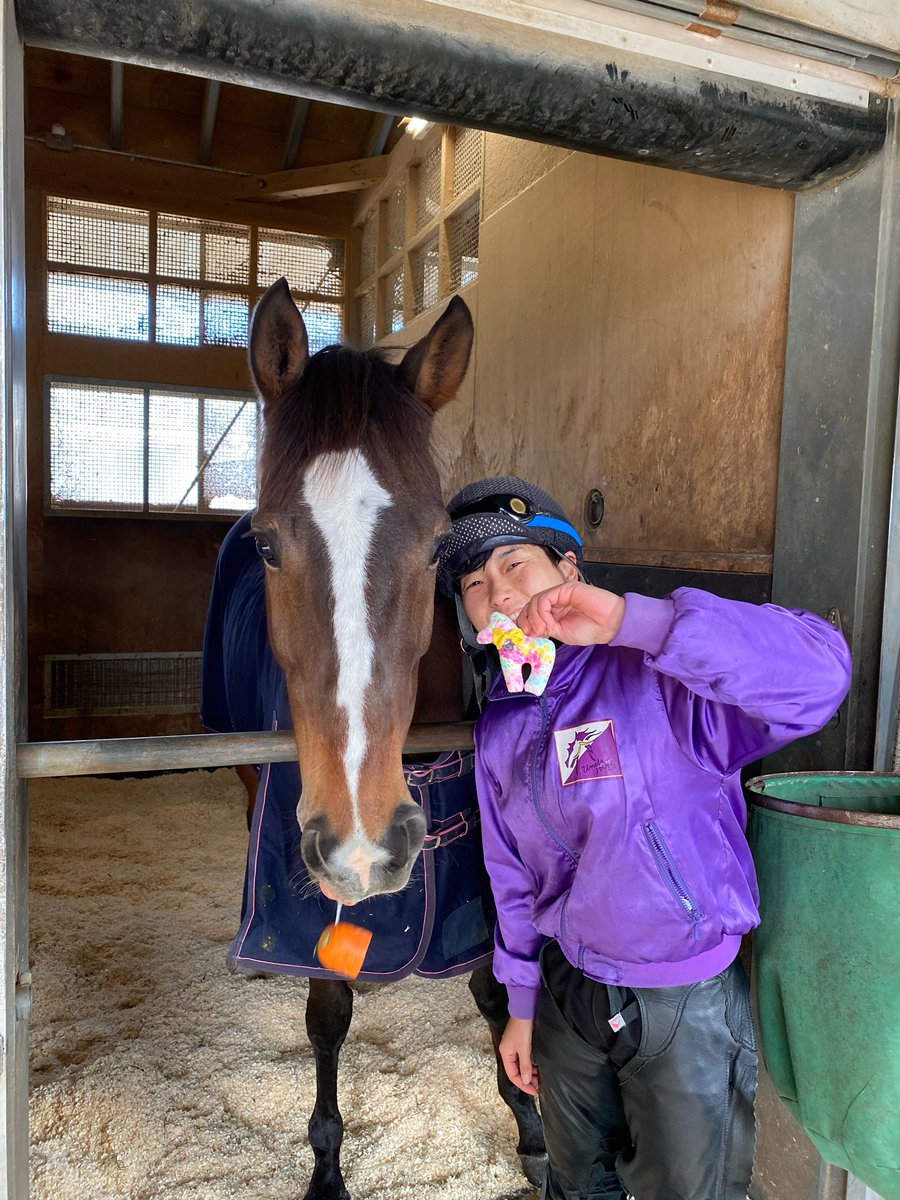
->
[29, 770, 538, 1200]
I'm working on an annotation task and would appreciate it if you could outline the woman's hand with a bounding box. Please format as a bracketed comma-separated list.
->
[499, 1016, 539, 1096]
[517, 581, 625, 646]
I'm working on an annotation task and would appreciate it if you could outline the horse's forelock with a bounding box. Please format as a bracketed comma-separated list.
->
[258, 344, 435, 513]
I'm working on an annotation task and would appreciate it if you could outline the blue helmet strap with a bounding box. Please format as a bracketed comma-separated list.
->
[526, 514, 583, 546]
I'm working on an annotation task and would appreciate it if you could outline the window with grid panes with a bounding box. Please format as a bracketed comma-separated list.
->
[45, 197, 347, 513]
[352, 126, 482, 345]
[48, 380, 259, 515]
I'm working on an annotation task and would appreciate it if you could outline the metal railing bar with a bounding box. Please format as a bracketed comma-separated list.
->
[15, 724, 475, 779]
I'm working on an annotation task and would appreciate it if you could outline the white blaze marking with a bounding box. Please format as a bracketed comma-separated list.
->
[303, 450, 391, 845]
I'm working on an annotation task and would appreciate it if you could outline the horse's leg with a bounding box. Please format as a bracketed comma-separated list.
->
[304, 978, 354, 1200]
[233, 763, 259, 831]
[469, 964, 547, 1187]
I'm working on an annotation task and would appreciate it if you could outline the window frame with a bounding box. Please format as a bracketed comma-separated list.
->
[352, 124, 482, 347]
[45, 198, 348, 350]
[41, 196, 349, 520]
[43, 374, 260, 521]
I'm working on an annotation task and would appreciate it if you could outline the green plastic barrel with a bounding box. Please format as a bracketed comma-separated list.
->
[747, 772, 900, 1200]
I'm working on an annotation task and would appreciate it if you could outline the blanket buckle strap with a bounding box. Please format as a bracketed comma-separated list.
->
[423, 806, 480, 851]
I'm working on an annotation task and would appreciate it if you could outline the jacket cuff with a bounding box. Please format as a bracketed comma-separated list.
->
[609, 593, 675, 658]
[506, 984, 541, 1020]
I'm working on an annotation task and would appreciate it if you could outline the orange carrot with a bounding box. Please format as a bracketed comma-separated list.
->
[315, 922, 373, 979]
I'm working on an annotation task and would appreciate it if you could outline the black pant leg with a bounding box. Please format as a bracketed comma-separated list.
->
[614, 959, 758, 1200]
[533, 982, 630, 1200]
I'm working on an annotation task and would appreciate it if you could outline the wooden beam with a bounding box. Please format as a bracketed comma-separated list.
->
[110, 61, 123, 151]
[282, 97, 309, 170]
[198, 79, 220, 166]
[26, 142, 355, 236]
[231, 156, 389, 202]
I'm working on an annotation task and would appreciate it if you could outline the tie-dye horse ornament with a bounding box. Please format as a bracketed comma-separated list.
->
[202, 279, 545, 1200]
[478, 611, 556, 696]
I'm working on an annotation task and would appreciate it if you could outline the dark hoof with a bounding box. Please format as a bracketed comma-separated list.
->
[302, 1185, 350, 1200]
[302, 1168, 351, 1200]
[519, 1152, 548, 1188]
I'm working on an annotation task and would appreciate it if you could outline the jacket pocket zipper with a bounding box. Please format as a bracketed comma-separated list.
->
[530, 697, 578, 862]
[644, 821, 703, 936]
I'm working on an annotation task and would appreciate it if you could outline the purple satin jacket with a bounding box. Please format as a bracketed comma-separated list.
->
[474, 588, 852, 1019]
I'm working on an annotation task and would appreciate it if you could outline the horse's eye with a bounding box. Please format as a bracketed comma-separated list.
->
[254, 535, 279, 567]
[428, 541, 444, 570]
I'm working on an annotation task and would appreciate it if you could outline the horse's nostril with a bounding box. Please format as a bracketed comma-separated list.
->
[300, 814, 337, 876]
[399, 803, 427, 855]
[383, 802, 427, 869]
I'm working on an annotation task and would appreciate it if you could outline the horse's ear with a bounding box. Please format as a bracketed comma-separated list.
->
[397, 296, 474, 412]
[249, 278, 309, 403]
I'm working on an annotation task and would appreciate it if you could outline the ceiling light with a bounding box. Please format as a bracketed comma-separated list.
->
[403, 117, 433, 139]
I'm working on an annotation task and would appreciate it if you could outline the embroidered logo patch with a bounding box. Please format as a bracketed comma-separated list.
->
[554, 720, 623, 786]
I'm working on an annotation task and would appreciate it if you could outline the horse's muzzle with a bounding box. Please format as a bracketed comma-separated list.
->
[300, 803, 427, 903]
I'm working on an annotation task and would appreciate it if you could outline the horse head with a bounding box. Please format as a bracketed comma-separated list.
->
[249, 278, 473, 905]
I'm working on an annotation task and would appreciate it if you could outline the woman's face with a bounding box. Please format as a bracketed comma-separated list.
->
[459, 543, 579, 632]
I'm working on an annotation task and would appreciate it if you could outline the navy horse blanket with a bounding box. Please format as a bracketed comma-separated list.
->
[201, 513, 495, 982]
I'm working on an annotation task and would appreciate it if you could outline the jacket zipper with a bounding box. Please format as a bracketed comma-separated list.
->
[530, 696, 578, 863]
[643, 820, 703, 937]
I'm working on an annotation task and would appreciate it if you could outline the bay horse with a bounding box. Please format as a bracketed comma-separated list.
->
[203, 279, 545, 1200]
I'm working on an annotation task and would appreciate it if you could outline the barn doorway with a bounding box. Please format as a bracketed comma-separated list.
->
[5, 7, 899, 1200]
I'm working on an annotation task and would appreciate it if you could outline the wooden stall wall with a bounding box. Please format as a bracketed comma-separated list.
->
[369, 127, 794, 575]
[443, 134, 794, 576]
[24, 84, 354, 743]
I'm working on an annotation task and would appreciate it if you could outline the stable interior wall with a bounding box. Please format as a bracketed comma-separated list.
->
[383, 131, 794, 579]
[368, 129, 795, 744]
[24, 142, 353, 744]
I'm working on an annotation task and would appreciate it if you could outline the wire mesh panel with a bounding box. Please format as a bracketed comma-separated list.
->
[385, 179, 408, 258]
[382, 265, 405, 335]
[411, 234, 440, 316]
[296, 299, 343, 353]
[359, 212, 378, 282]
[257, 229, 345, 297]
[357, 288, 376, 349]
[155, 287, 248, 347]
[47, 273, 150, 341]
[156, 284, 201, 345]
[49, 382, 146, 510]
[149, 390, 257, 513]
[448, 202, 480, 291]
[202, 292, 249, 347]
[45, 653, 203, 716]
[149, 392, 199, 510]
[158, 214, 250, 286]
[201, 397, 259, 512]
[452, 128, 483, 198]
[49, 379, 257, 514]
[47, 196, 149, 274]
[415, 143, 442, 231]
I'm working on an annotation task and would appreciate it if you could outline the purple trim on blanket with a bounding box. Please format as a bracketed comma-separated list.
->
[229, 711, 278, 965]
[414, 951, 494, 978]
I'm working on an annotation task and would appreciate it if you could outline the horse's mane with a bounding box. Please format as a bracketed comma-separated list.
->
[258, 344, 435, 511]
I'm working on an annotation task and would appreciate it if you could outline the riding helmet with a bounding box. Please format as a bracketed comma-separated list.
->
[436, 475, 585, 597]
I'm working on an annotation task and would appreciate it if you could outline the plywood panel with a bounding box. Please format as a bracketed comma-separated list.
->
[472, 151, 597, 480]
[472, 148, 793, 571]
[481, 134, 572, 219]
[378, 284, 480, 497]
[585, 159, 792, 565]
